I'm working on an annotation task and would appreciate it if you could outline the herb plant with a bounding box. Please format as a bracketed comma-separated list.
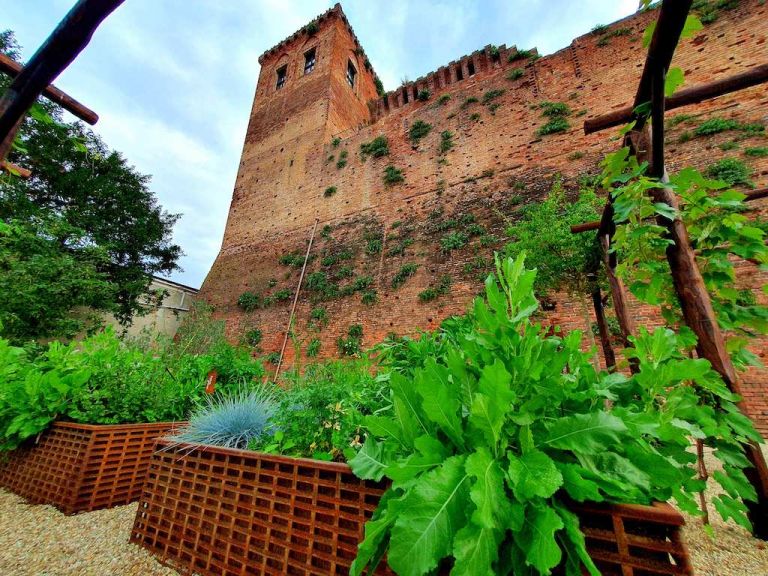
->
[350, 254, 762, 575]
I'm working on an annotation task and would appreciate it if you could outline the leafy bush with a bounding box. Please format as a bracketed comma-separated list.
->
[238, 291, 262, 311]
[440, 231, 469, 253]
[338, 324, 364, 356]
[365, 236, 383, 255]
[507, 68, 524, 81]
[418, 275, 452, 302]
[251, 359, 389, 460]
[336, 150, 348, 169]
[305, 20, 319, 35]
[324, 186, 337, 197]
[306, 337, 321, 358]
[482, 89, 505, 104]
[331, 137, 341, 147]
[461, 96, 479, 109]
[374, 77, 385, 97]
[706, 158, 753, 187]
[170, 387, 277, 450]
[350, 254, 762, 575]
[244, 328, 263, 347]
[469, 113, 481, 122]
[437, 94, 451, 106]
[417, 89, 431, 102]
[279, 252, 305, 267]
[694, 116, 764, 137]
[383, 165, 405, 185]
[361, 290, 378, 305]
[408, 120, 432, 143]
[537, 116, 570, 136]
[744, 146, 768, 157]
[309, 306, 328, 328]
[439, 130, 454, 154]
[508, 49, 535, 62]
[273, 288, 293, 302]
[360, 136, 390, 160]
[391, 263, 419, 289]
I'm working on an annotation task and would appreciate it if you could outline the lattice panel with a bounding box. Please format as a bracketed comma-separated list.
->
[571, 501, 693, 576]
[131, 441, 391, 576]
[133, 443, 692, 576]
[0, 421, 180, 514]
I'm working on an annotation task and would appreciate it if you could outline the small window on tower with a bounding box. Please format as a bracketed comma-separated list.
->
[304, 48, 316, 74]
[468, 60, 476, 76]
[347, 60, 357, 88]
[276, 65, 287, 89]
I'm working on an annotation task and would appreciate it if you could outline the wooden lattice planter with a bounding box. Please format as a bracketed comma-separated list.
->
[131, 441, 693, 576]
[0, 421, 181, 514]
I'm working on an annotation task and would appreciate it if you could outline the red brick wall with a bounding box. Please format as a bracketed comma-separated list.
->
[201, 1, 768, 433]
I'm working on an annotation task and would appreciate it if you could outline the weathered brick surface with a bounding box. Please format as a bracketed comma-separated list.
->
[201, 1, 768, 433]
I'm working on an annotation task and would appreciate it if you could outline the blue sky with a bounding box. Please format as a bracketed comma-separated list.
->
[2, 0, 637, 287]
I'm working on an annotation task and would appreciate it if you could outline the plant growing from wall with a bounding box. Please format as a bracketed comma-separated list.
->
[460, 96, 479, 109]
[273, 288, 292, 302]
[440, 231, 469, 253]
[482, 89, 505, 104]
[706, 157, 753, 188]
[238, 291, 262, 312]
[350, 254, 762, 576]
[375, 77, 385, 97]
[692, 0, 742, 24]
[360, 136, 390, 160]
[337, 324, 363, 357]
[383, 165, 405, 185]
[324, 186, 337, 198]
[309, 306, 328, 329]
[507, 67, 524, 81]
[744, 146, 768, 157]
[437, 94, 451, 106]
[417, 89, 431, 102]
[439, 130, 454, 154]
[694, 117, 764, 137]
[418, 274, 452, 302]
[408, 120, 432, 144]
[391, 263, 420, 289]
[306, 337, 321, 358]
[244, 328, 263, 347]
[508, 48, 536, 62]
[331, 137, 341, 147]
[279, 252, 306, 268]
[336, 150, 348, 169]
[361, 290, 378, 305]
[469, 113, 481, 122]
[536, 101, 572, 136]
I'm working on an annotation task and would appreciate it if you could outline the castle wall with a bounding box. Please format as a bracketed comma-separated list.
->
[201, 0, 768, 432]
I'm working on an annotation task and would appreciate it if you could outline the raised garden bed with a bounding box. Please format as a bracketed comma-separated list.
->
[0, 421, 181, 514]
[131, 441, 693, 576]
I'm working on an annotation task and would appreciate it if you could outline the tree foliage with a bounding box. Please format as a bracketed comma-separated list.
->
[0, 31, 182, 342]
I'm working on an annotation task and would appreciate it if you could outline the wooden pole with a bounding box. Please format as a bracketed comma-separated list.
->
[585, 63, 768, 134]
[0, 53, 98, 124]
[591, 284, 616, 369]
[0, 0, 123, 161]
[274, 218, 319, 381]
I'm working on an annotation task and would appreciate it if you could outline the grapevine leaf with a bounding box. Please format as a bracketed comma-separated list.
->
[388, 455, 470, 576]
[712, 494, 752, 532]
[507, 450, 563, 500]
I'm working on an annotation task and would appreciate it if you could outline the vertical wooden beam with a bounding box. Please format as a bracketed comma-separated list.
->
[591, 284, 616, 369]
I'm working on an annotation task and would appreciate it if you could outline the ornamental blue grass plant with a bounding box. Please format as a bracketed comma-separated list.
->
[170, 386, 278, 450]
[349, 253, 762, 576]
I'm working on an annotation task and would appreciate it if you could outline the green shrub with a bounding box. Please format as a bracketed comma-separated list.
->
[482, 89, 505, 104]
[265, 352, 280, 364]
[352, 275, 373, 291]
[337, 265, 354, 279]
[506, 68, 524, 81]
[383, 165, 405, 185]
[386, 237, 414, 257]
[461, 96, 479, 108]
[305, 20, 319, 35]
[508, 48, 535, 62]
[718, 141, 738, 151]
[309, 306, 328, 328]
[417, 274, 452, 302]
[537, 116, 570, 136]
[668, 113, 694, 127]
[391, 263, 420, 289]
[408, 120, 432, 143]
[324, 186, 337, 197]
[706, 157, 753, 187]
[336, 150, 348, 169]
[331, 137, 341, 147]
[306, 338, 321, 358]
[693, 0, 741, 24]
[273, 288, 293, 302]
[417, 89, 431, 102]
[437, 94, 451, 106]
[375, 77, 385, 97]
[469, 113, 481, 122]
[361, 290, 378, 305]
[366, 237, 382, 255]
[539, 101, 571, 117]
[360, 136, 390, 160]
[695, 117, 742, 136]
[305, 271, 329, 292]
[279, 252, 305, 267]
[244, 328, 263, 347]
[321, 225, 333, 239]
[238, 291, 262, 311]
[440, 231, 469, 253]
[744, 147, 768, 157]
[439, 130, 454, 154]
[337, 324, 364, 356]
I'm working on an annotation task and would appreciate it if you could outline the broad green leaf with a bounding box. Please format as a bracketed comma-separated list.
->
[642, 21, 657, 48]
[681, 15, 703, 39]
[451, 523, 502, 576]
[388, 455, 470, 576]
[348, 437, 390, 481]
[350, 511, 395, 576]
[386, 435, 448, 483]
[553, 501, 600, 576]
[417, 359, 464, 448]
[507, 450, 563, 500]
[712, 494, 752, 532]
[519, 504, 564, 574]
[465, 448, 513, 528]
[540, 411, 628, 454]
[557, 462, 604, 503]
[469, 393, 505, 453]
[365, 415, 407, 447]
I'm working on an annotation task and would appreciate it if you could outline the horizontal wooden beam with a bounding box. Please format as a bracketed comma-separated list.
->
[571, 186, 768, 234]
[584, 63, 768, 135]
[0, 160, 31, 178]
[0, 53, 98, 125]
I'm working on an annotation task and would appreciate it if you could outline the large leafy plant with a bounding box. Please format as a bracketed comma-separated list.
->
[349, 254, 762, 576]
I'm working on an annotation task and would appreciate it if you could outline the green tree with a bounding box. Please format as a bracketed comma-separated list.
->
[0, 31, 182, 340]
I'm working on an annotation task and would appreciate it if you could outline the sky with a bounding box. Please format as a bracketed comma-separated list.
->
[1, 0, 638, 288]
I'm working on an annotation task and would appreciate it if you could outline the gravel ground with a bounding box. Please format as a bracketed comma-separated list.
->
[0, 490, 178, 576]
[1, 448, 767, 575]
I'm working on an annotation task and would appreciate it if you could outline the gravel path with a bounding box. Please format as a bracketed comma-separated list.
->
[2, 457, 768, 576]
[0, 490, 178, 576]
